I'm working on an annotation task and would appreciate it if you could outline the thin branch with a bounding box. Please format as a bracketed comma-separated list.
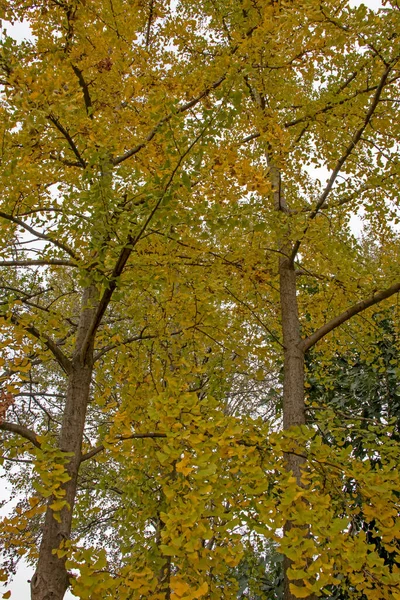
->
[5, 313, 72, 374]
[194, 326, 239, 355]
[1, 455, 34, 464]
[302, 282, 400, 352]
[239, 132, 261, 145]
[237, 75, 387, 146]
[0, 285, 51, 301]
[15, 392, 65, 398]
[0, 211, 80, 261]
[49, 153, 85, 168]
[283, 75, 400, 129]
[112, 75, 226, 165]
[289, 182, 374, 215]
[224, 286, 284, 348]
[47, 114, 87, 168]
[80, 432, 167, 462]
[94, 324, 188, 362]
[290, 64, 392, 264]
[18, 206, 88, 220]
[94, 329, 156, 362]
[0, 259, 77, 268]
[0, 421, 41, 449]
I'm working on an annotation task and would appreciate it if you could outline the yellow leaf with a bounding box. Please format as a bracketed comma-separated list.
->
[172, 579, 190, 597]
[193, 582, 208, 598]
[289, 584, 312, 598]
[176, 456, 193, 476]
[50, 500, 68, 512]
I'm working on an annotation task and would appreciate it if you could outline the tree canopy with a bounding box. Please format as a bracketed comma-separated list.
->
[0, 1, 399, 599]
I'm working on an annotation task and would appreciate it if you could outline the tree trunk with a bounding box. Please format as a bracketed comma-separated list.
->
[31, 287, 97, 600]
[279, 256, 310, 600]
[279, 255, 306, 472]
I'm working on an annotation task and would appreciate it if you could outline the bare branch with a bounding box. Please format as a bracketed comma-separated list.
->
[302, 282, 400, 352]
[0, 421, 41, 449]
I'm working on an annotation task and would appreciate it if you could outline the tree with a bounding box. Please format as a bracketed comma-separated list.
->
[306, 311, 400, 599]
[230, 312, 400, 600]
[0, 1, 400, 600]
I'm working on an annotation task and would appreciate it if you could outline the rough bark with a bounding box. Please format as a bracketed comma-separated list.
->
[279, 257, 305, 469]
[31, 287, 97, 600]
[279, 256, 310, 600]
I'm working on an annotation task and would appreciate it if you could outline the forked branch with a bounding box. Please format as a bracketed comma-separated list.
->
[47, 114, 87, 168]
[81, 126, 210, 360]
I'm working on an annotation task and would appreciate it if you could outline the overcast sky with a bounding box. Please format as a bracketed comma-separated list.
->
[0, 0, 385, 597]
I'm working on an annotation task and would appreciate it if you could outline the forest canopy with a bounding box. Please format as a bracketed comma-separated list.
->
[0, 1, 399, 599]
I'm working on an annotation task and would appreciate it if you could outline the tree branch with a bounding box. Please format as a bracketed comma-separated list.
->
[5, 313, 72, 374]
[0, 259, 77, 268]
[283, 71, 400, 130]
[239, 132, 261, 146]
[47, 114, 87, 167]
[94, 329, 156, 362]
[71, 65, 93, 118]
[0, 421, 41, 449]
[112, 75, 226, 165]
[302, 281, 400, 352]
[81, 126, 210, 360]
[0, 211, 80, 261]
[145, 0, 154, 48]
[224, 285, 284, 348]
[80, 432, 167, 462]
[290, 64, 392, 264]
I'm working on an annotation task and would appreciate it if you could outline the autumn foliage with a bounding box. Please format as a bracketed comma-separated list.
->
[0, 0, 399, 599]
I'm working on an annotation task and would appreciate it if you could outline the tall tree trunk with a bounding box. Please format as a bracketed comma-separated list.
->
[279, 255, 310, 600]
[279, 255, 305, 473]
[31, 287, 97, 600]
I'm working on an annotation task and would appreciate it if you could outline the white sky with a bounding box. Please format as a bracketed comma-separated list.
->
[0, 0, 386, 598]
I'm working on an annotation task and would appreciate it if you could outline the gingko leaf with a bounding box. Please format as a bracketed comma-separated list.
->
[289, 584, 312, 598]
[1, 2, 400, 599]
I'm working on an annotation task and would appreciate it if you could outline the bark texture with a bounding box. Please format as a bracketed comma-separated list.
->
[279, 256, 310, 600]
[31, 287, 97, 600]
[279, 256, 305, 470]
